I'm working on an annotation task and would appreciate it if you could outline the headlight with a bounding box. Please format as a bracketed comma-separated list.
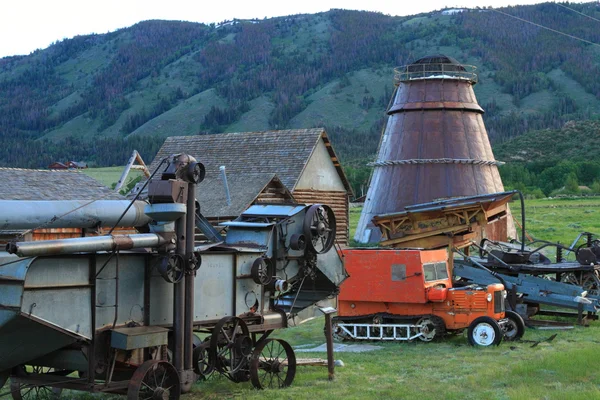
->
[487, 293, 492, 302]
[502, 290, 507, 299]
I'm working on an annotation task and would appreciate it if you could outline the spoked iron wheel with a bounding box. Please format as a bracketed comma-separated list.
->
[303, 205, 336, 254]
[10, 366, 63, 400]
[210, 316, 251, 381]
[127, 360, 180, 400]
[193, 341, 215, 380]
[560, 271, 600, 296]
[250, 339, 296, 389]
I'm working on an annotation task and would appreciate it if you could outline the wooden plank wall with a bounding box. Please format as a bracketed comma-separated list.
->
[292, 189, 349, 246]
[256, 182, 294, 204]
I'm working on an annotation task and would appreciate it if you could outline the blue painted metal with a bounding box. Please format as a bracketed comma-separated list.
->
[241, 204, 306, 217]
[454, 261, 600, 312]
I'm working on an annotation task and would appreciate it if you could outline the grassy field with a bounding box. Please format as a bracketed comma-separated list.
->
[2, 197, 600, 399]
[82, 166, 144, 189]
[510, 196, 600, 252]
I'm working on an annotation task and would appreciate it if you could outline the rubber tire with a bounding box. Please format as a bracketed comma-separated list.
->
[503, 310, 526, 341]
[467, 316, 502, 347]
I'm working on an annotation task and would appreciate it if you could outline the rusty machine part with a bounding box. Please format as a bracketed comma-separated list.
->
[356, 55, 510, 244]
[0, 153, 346, 398]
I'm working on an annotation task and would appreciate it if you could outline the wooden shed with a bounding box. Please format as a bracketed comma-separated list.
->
[148, 128, 353, 245]
[197, 172, 294, 227]
[0, 168, 127, 244]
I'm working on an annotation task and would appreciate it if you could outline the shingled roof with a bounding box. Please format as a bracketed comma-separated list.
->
[148, 128, 351, 193]
[0, 168, 124, 200]
[198, 173, 293, 220]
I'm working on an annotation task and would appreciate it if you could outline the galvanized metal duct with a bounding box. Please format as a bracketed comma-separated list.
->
[0, 200, 151, 230]
[6, 233, 166, 257]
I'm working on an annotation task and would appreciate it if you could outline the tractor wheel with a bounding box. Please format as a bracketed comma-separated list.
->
[467, 316, 502, 347]
[502, 311, 526, 341]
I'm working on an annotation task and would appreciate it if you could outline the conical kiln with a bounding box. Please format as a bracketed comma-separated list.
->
[355, 55, 511, 243]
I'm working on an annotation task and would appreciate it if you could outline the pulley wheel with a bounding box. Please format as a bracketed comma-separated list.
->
[302, 204, 336, 254]
[187, 251, 202, 272]
[250, 338, 296, 389]
[127, 360, 180, 400]
[157, 254, 185, 284]
[186, 162, 206, 184]
[251, 257, 273, 285]
[289, 233, 306, 251]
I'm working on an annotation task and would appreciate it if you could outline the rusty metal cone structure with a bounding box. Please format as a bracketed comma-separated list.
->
[355, 55, 512, 244]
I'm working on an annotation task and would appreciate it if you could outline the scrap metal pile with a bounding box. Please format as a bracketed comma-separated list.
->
[334, 191, 600, 347]
[0, 154, 346, 399]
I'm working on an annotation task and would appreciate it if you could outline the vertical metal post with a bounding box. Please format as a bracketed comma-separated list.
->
[88, 255, 97, 389]
[324, 313, 335, 381]
[184, 182, 196, 371]
[173, 214, 186, 374]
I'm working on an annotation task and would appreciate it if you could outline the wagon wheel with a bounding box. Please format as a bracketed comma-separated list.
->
[560, 271, 600, 295]
[250, 339, 296, 389]
[193, 341, 214, 380]
[127, 360, 180, 400]
[303, 205, 336, 254]
[10, 366, 63, 400]
[209, 316, 251, 381]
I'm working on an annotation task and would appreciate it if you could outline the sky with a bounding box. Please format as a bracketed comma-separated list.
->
[0, 0, 593, 58]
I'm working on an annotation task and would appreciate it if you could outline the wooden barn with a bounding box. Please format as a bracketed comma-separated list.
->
[148, 128, 353, 245]
[0, 168, 126, 244]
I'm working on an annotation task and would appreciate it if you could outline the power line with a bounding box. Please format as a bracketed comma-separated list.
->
[555, 2, 600, 24]
[490, 7, 600, 48]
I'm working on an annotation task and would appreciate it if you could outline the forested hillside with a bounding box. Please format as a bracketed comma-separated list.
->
[1, 2, 600, 195]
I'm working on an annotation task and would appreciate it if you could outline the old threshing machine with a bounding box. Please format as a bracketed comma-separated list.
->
[0, 154, 346, 399]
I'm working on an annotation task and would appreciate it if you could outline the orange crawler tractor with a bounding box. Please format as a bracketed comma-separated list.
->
[334, 248, 525, 346]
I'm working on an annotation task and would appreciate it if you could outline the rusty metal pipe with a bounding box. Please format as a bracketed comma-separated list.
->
[173, 215, 186, 375]
[184, 182, 196, 371]
[6, 233, 166, 257]
[0, 200, 151, 230]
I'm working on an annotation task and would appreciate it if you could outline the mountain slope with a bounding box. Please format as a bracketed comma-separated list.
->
[1, 3, 600, 184]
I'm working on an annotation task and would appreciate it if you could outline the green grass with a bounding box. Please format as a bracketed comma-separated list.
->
[3, 197, 600, 399]
[510, 197, 600, 250]
[82, 166, 144, 188]
[170, 321, 600, 399]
